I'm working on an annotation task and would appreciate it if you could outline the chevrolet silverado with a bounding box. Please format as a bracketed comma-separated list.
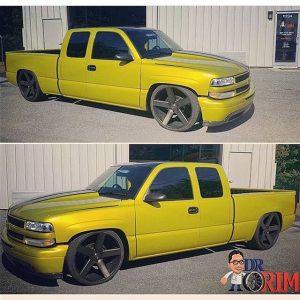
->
[1, 162, 296, 285]
[5, 27, 255, 131]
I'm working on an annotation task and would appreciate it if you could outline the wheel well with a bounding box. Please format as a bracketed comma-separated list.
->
[258, 211, 282, 229]
[145, 83, 199, 111]
[67, 228, 130, 262]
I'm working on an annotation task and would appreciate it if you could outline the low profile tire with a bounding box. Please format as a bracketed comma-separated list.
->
[248, 213, 281, 250]
[17, 70, 46, 102]
[66, 230, 124, 286]
[150, 85, 201, 132]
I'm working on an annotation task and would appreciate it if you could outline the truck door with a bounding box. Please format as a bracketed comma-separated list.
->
[194, 165, 234, 247]
[135, 164, 201, 258]
[58, 31, 90, 99]
[85, 30, 141, 108]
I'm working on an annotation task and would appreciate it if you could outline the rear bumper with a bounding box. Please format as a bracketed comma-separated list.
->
[199, 83, 255, 127]
[1, 227, 67, 277]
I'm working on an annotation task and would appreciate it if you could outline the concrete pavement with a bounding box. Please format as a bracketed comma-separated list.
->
[1, 68, 300, 143]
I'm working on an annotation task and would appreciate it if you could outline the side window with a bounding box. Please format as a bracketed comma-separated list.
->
[67, 32, 90, 58]
[149, 167, 193, 200]
[196, 167, 223, 198]
[92, 32, 129, 60]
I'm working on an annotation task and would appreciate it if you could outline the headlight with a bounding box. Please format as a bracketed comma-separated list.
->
[25, 221, 54, 233]
[211, 77, 235, 87]
[209, 91, 235, 99]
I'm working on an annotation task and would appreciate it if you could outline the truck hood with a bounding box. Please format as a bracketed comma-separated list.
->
[8, 189, 121, 221]
[153, 50, 248, 77]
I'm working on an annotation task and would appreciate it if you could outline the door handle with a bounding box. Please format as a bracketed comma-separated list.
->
[188, 207, 199, 214]
[87, 65, 96, 71]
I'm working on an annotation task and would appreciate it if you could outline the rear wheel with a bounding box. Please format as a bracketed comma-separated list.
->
[66, 230, 124, 285]
[150, 85, 201, 132]
[248, 213, 281, 250]
[17, 70, 46, 102]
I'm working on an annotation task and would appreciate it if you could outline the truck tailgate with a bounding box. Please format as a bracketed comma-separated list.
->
[6, 51, 60, 95]
[230, 189, 296, 242]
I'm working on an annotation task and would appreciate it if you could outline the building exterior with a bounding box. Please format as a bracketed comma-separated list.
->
[0, 143, 276, 209]
[21, 6, 300, 67]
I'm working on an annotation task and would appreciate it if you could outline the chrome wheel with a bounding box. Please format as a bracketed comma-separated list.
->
[66, 231, 124, 285]
[150, 85, 200, 132]
[243, 272, 265, 292]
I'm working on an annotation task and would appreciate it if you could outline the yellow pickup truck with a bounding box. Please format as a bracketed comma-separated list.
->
[1, 162, 296, 285]
[6, 27, 255, 131]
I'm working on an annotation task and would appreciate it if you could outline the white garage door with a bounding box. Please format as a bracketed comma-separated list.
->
[228, 152, 252, 188]
[42, 18, 63, 49]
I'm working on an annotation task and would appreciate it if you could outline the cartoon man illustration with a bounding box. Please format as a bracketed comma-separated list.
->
[220, 250, 246, 292]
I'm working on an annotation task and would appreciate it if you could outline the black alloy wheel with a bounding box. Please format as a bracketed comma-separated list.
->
[150, 85, 201, 132]
[17, 70, 46, 101]
[66, 230, 124, 285]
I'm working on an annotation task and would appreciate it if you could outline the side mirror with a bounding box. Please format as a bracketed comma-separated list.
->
[144, 192, 166, 202]
[115, 52, 133, 62]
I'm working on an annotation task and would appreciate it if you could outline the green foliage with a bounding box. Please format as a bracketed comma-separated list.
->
[275, 145, 300, 193]
[0, 6, 23, 60]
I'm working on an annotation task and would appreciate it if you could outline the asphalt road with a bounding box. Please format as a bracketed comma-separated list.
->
[0, 68, 300, 143]
[0, 210, 299, 294]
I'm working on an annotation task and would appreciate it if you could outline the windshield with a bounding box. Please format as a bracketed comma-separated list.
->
[87, 164, 155, 199]
[123, 29, 183, 58]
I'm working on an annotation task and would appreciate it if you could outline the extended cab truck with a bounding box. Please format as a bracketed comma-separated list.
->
[5, 27, 255, 132]
[1, 162, 296, 286]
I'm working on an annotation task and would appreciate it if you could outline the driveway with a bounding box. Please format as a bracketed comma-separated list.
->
[0, 210, 300, 294]
[0, 68, 300, 143]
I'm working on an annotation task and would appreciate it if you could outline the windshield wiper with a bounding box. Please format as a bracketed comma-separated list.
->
[145, 51, 173, 58]
[98, 191, 128, 199]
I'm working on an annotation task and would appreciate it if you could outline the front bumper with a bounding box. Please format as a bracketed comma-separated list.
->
[199, 83, 255, 127]
[1, 227, 67, 277]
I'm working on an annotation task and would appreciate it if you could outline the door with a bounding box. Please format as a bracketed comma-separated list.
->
[59, 31, 90, 99]
[135, 166, 201, 257]
[228, 152, 252, 188]
[42, 19, 63, 49]
[195, 166, 233, 247]
[274, 12, 299, 67]
[86, 31, 141, 108]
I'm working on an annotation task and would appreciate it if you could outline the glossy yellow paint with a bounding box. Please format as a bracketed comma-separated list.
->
[1, 163, 295, 276]
[6, 27, 255, 124]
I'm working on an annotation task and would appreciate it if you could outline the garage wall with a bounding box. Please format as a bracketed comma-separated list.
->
[0, 144, 129, 209]
[22, 6, 68, 50]
[147, 6, 300, 67]
[221, 144, 277, 189]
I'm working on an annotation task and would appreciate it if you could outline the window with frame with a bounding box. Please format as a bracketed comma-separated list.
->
[67, 32, 90, 58]
[149, 167, 193, 200]
[196, 167, 223, 198]
[92, 32, 129, 60]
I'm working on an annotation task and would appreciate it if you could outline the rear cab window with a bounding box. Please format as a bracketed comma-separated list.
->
[67, 31, 90, 58]
[195, 167, 223, 198]
[92, 31, 129, 60]
[149, 167, 193, 200]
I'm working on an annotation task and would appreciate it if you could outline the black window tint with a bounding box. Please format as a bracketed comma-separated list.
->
[196, 167, 223, 198]
[149, 167, 193, 200]
[67, 32, 90, 58]
[92, 32, 129, 60]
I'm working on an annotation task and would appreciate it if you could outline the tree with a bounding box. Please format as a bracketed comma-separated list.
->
[0, 6, 23, 61]
[275, 145, 300, 198]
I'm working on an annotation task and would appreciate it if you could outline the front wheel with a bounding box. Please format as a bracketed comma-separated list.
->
[248, 213, 281, 250]
[150, 85, 201, 132]
[17, 70, 46, 102]
[66, 230, 124, 285]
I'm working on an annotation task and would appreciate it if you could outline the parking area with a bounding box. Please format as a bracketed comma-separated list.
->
[0, 68, 300, 143]
[0, 210, 299, 294]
